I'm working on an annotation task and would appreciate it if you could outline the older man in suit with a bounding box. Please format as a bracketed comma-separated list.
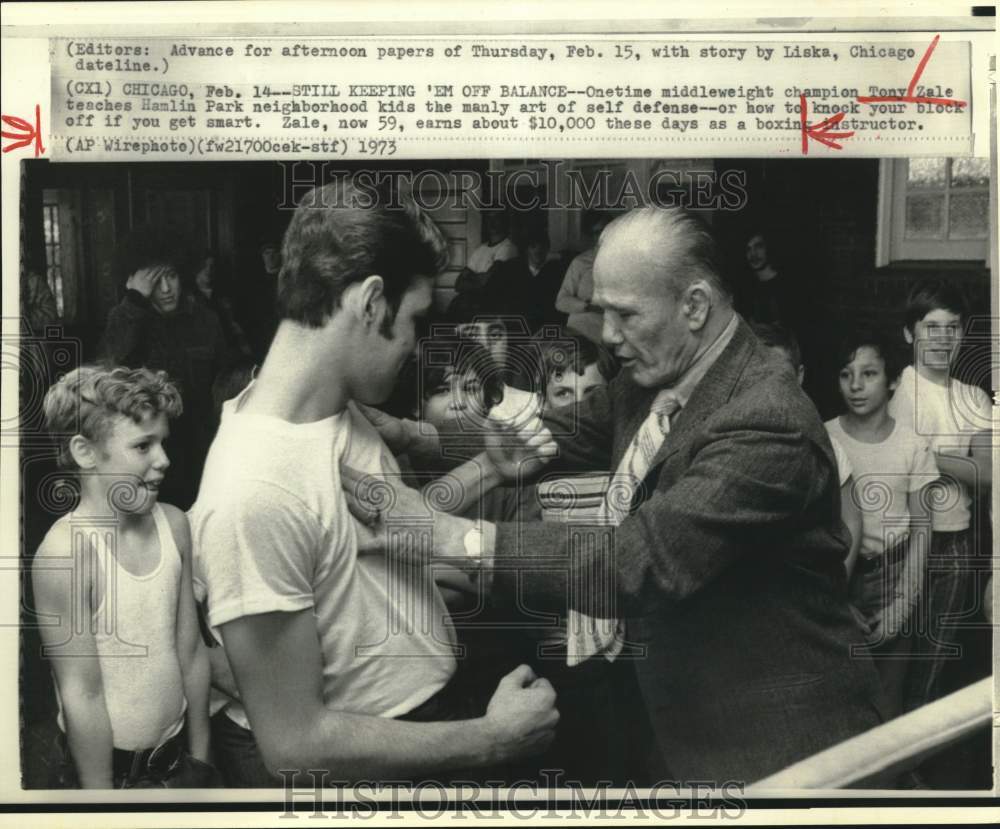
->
[351, 206, 887, 785]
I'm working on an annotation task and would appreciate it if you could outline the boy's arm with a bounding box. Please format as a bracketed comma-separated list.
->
[934, 429, 993, 490]
[219, 609, 557, 781]
[840, 475, 863, 579]
[32, 526, 115, 788]
[165, 507, 211, 763]
[874, 487, 931, 641]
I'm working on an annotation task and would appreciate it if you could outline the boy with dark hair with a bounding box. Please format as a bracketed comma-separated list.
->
[536, 331, 617, 414]
[824, 331, 938, 718]
[889, 280, 992, 712]
[33, 366, 215, 788]
[417, 339, 505, 439]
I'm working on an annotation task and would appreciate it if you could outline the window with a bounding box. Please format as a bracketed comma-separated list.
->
[876, 158, 991, 265]
[40, 188, 82, 323]
[42, 200, 64, 317]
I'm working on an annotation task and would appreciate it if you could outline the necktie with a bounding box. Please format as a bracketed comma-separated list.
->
[566, 389, 681, 666]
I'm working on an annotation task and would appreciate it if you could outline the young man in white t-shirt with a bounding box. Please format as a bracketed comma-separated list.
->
[824, 332, 939, 719]
[189, 181, 558, 787]
[888, 280, 993, 712]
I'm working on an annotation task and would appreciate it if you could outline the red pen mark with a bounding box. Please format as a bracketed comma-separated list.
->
[2, 104, 46, 156]
[856, 35, 967, 108]
[800, 95, 855, 154]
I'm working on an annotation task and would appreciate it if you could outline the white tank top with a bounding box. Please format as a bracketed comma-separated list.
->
[56, 504, 187, 750]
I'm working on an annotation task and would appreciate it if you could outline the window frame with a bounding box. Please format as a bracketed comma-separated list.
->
[876, 158, 990, 266]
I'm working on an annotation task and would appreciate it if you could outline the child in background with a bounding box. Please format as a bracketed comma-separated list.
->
[824, 332, 938, 719]
[889, 281, 993, 712]
[535, 330, 617, 415]
[752, 322, 863, 578]
[32, 366, 215, 788]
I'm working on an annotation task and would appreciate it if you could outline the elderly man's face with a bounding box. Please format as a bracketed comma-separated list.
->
[593, 228, 697, 388]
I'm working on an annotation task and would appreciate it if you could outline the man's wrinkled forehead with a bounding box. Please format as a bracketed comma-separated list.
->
[593, 226, 668, 305]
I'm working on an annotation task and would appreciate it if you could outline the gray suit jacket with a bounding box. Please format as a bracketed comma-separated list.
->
[490, 318, 886, 783]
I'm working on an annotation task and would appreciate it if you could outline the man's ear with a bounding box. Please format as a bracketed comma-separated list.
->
[348, 275, 386, 326]
[68, 434, 99, 470]
[682, 280, 712, 331]
[902, 324, 914, 345]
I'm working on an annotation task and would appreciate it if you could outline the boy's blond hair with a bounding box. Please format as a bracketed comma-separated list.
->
[43, 365, 183, 470]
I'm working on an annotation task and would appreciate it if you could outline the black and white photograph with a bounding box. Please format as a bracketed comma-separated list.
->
[1, 2, 997, 825]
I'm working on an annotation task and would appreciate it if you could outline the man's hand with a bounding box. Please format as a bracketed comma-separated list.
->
[485, 417, 558, 482]
[341, 464, 474, 564]
[356, 404, 441, 457]
[870, 597, 913, 642]
[481, 664, 558, 762]
[125, 266, 169, 298]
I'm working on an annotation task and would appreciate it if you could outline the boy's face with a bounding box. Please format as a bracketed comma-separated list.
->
[91, 412, 171, 513]
[261, 245, 281, 274]
[458, 321, 508, 371]
[527, 242, 549, 270]
[150, 268, 182, 315]
[745, 234, 769, 271]
[545, 363, 606, 411]
[838, 346, 895, 418]
[906, 308, 963, 373]
[421, 366, 488, 433]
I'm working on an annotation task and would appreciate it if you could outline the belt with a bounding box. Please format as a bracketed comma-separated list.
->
[112, 729, 186, 786]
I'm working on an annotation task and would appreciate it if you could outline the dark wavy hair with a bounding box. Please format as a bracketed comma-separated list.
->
[278, 180, 449, 329]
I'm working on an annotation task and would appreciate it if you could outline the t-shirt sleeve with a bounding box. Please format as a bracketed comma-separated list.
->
[197, 481, 321, 630]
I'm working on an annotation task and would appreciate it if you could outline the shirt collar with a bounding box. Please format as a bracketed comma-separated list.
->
[662, 310, 739, 410]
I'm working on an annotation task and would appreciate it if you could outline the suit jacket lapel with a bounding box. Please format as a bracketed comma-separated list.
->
[641, 319, 757, 485]
[610, 376, 657, 468]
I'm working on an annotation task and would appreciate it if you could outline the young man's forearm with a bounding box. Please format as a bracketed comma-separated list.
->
[63, 693, 115, 788]
[181, 645, 212, 762]
[936, 451, 992, 489]
[421, 453, 503, 517]
[260, 705, 497, 781]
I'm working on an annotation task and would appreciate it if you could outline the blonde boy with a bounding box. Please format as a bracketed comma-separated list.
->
[33, 366, 213, 788]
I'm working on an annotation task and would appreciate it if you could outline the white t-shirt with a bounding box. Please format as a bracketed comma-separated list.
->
[888, 366, 992, 531]
[466, 237, 518, 273]
[825, 416, 939, 557]
[190, 388, 456, 729]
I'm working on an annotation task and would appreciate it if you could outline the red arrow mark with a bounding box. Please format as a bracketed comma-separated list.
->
[856, 35, 967, 108]
[800, 95, 855, 154]
[2, 104, 46, 156]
